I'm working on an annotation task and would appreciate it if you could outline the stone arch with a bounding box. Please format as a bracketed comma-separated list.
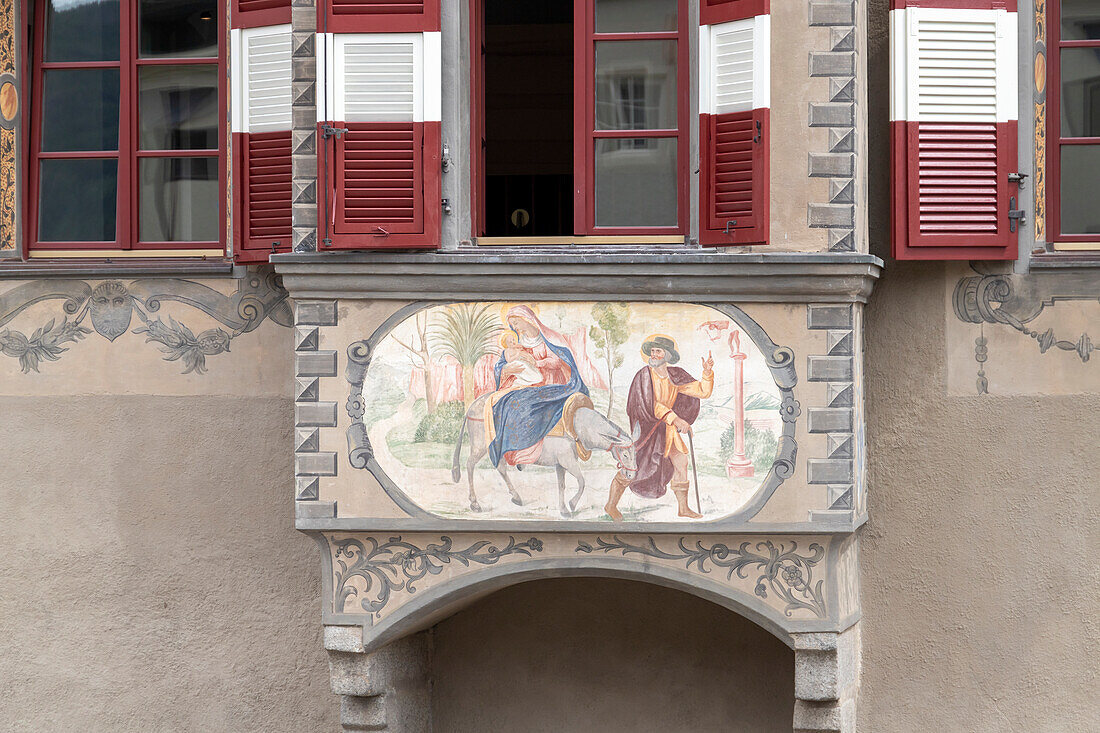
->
[324, 563, 859, 732]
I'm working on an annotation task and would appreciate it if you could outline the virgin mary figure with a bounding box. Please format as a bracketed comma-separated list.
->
[485, 305, 588, 467]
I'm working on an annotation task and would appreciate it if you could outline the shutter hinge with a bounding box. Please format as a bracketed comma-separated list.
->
[1008, 197, 1026, 233]
[321, 124, 349, 139]
[753, 120, 762, 143]
[442, 198, 453, 215]
[1008, 172, 1028, 190]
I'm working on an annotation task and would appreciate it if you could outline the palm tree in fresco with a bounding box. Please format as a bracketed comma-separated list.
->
[429, 303, 501, 406]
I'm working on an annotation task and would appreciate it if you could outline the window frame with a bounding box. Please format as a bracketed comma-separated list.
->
[25, 0, 227, 258]
[470, 0, 690, 240]
[1047, 0, 1100, 247]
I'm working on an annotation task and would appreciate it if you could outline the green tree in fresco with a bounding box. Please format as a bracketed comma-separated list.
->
[589, 303, 629, 417]
[429, 303, 501, 407]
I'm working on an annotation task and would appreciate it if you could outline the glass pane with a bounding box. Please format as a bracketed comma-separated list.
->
[595, 137, 677, 227]
[1061, 0, 1100, 42]
[140, 0, 218, 58]
[140, 157, 219, 241]
[38, 159, 117, 241]
[44, 0, 119, 62]
[595, 40, 677, 130]
[596, 0, 676, 33]
[42, 69, 119, 152]
[1060, 145, 1100, 235]
[139, 65, 219, 150]
[1060, 49, 1100, 138]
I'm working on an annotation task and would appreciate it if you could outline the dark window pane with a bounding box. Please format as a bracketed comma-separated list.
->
[38, 159, 118, 241]
[596, 40, 677, 130]
[1060, 48, 1100, 138]
[44, 0, 119, 62]
[140, 157, 219, 241]
[139, 0, 218, 58]
[595, 0, 676, 32]
[139, 65, 218, 150]
[1061, 0, 1100, 42]
[595, 137, 677, 227]
[1060, 145, 1100, 235]
[42, 69, 119, 152]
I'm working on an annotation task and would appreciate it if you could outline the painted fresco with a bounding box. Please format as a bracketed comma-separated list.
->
[358, 302, 789, 522]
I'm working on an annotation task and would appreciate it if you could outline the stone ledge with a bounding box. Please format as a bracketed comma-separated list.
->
[274, 252, 883, 303]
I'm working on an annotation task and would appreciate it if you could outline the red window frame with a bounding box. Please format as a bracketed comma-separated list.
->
[471, 0, 690, 238]
[26, 1, 227, 255]
[1047, 0, 1100, 245]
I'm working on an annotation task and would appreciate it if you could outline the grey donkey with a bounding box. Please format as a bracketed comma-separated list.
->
[451, 393, 638, 517]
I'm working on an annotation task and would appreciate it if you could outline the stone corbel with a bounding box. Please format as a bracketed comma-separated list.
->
[327, 629, 432, 733]
[792, 624, 861, 733]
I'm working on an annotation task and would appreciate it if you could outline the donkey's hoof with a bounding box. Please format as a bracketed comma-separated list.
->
[511, 496, 524, 506]
[470, 500, 483, 512]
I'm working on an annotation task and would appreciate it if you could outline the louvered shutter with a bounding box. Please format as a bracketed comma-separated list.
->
[232, 23, 293, 262]
[891, 0, 1019, 260]
[699, 1, 770, 246]
[233, 0, 291, 29]
[318, 11, 441, 249]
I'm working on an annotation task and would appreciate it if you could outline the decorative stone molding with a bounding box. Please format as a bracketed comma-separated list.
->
[296, 298, 339, 513]
[808, 0, 860, 253]
[291, 0, 318, 253]
[274, 252, 883, 303]
[806, 304, 856, 520]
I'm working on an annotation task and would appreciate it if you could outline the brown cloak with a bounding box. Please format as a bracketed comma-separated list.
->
[626, 365, 701, 499]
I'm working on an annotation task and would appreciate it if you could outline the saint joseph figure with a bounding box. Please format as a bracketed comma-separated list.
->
[605, 334, 715, 521]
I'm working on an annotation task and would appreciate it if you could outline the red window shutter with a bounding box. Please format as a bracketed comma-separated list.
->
[237, 131, 293, 260]
[700, 0, 770, 26]
[233, 24, 293, 262]
[319, 24, 441, 249]
[891, 1, 1019, 260]
[322, 0, 441, 33]
[699, 7, 769, 246]
[233, 0, 291, 28]
[701, 110, 769, 245]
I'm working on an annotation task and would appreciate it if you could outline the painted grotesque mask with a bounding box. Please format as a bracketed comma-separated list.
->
[89, 281, 133, 342]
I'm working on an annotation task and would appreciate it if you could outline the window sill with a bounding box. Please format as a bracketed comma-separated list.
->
[1029, 249, 1100, 270]
[474, 236, 688, 246]
[0, 257, 236, 279]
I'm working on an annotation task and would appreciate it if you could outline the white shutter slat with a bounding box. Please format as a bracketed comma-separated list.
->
[245, 27, 292, 133]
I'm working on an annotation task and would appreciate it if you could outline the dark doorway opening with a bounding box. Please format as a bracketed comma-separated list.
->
[482, 0, 573, 237]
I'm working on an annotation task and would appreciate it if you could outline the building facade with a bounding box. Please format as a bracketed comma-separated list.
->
[0, 1, 1095, 731]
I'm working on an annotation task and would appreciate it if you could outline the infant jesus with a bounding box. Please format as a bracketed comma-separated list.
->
[499, 332, 543, 388]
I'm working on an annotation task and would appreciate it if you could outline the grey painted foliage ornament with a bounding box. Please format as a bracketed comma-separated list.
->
[333, 535, 544, 616]
[576, 535, 827, 618]
[0, 268, 291, 374]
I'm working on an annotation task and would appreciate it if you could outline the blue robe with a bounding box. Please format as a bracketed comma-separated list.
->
[487, 337, 588, 466]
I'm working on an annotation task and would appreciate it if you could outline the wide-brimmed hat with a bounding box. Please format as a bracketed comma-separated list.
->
[641, 334, 680, 364]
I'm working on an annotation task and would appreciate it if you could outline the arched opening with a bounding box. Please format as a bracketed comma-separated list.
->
[429, 577, 794, 731]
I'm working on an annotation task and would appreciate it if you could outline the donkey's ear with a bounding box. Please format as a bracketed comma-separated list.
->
[632, 423, 642, 441]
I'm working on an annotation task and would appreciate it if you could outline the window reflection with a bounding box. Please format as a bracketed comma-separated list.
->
[139, 0, 218, 58]
[38, 159, 118, 241]
[595, 137, 677, 227]
[44, 0, 120, 62]
[1060, 145, 1100, 234]
[140, 157, 219, 241]
[139, 65, 219, 150]
[42, 69, 120, 152]
[595, 40, 677, 130]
